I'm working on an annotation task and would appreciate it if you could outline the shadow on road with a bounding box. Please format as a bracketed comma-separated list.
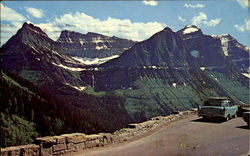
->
[236, 125, 250, 130]
[191, 118, 224, 124]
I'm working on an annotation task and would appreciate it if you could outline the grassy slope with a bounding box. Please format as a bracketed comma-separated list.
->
[85, 71, 249, 120]
[206, 71, 249, 104]
[85, 75, 218, 119]
[113, 77, 218, 119]
[19, 70, 53, 85]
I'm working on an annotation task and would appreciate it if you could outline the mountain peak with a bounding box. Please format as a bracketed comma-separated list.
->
[58, 30, 107, 43]
[58, 30, 84, 43]
[177, 25, 203, 39]
[21, 22, 48, 37]
[181, 25, 201, 35]
[218, 34, 233, 39]
[60, 30, 82, 35]
[164, 26, 174, 31]
[184, 25, 198, 28]
[86, 32, 104, 36]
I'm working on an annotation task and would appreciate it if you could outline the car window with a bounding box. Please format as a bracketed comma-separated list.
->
[221, 103, 229, 107]
[204, 100, 221, 106]
[204, 99, 231, 106]
[221, 100, 230, 107]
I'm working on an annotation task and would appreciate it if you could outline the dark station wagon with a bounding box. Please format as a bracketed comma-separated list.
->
[198, 97, 238, 121]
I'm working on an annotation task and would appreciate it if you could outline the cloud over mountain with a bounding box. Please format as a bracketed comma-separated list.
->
[142, 0, 158, 6]
[53, 12, 165, 41]
[25, 7, 44, 18]
[234, 19, 250, 32]
[192, 12, 220, 27]
[184, 3, 205, 8]
[0, 3, 26, 22]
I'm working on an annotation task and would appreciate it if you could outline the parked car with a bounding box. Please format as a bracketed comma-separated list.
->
[198, 97, 238, 121]
[242, 112, 250, 127]
[237, 104, 250, 117]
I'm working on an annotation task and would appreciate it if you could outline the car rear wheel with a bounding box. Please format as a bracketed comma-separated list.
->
[233, 114, 237, 118]
[203, 116, 208, 121]
[225, 115, 230, 121]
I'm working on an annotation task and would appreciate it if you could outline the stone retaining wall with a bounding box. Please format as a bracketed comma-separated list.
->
[1, 109, 197, 156]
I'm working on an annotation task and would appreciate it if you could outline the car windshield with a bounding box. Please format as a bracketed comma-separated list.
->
[204, 99, 230, 106]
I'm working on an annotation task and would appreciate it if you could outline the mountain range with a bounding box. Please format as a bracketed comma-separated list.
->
[0, 22, 249, 146]
[57, 30, 136, 58]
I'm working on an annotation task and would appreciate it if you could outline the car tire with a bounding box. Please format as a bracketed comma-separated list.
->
[233, 114, 237, 118]
[202, 116, 208, 121]
[225, 115, 230, 121]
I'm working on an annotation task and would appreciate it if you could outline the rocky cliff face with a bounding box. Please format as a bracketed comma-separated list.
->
[177, 25, 250, 73]
[56, 30, 136, 58]
[89, 26, 248, 91]
[0, 23, 134, 141]
[1, 22, 85, 87]
[101, 27, 196, 68]
[81, 25, 249, 119]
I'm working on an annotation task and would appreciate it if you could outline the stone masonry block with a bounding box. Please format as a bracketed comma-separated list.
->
[53, 143, 67, 152]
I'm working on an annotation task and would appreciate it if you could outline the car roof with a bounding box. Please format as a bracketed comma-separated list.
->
[206, 97, 229, 100]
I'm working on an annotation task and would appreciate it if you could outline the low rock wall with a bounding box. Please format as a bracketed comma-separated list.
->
[1, 109, 197, 156]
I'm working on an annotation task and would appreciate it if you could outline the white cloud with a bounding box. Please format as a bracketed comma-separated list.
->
[0, 22, 24, 46]
[184, 3, 205, 8]
[235, 0, 248, 8]
[0, 3, 26, 22]
[34, 23, 61, 40]
[25, 7, 44, 18]
[191, 12, 220, 27]
[178, 16, 186, 22]
[192, 12, 207, 26]
[0, 3, 27, 45]
[54, 12, 165, 41]
[1, 9, 165, 45]
[246, 19, 250, 31]
[234, 24, 245, 32]
[142, 0, 158, 6]
[234, 19, 250, 32]
[203, 18, 221, 27]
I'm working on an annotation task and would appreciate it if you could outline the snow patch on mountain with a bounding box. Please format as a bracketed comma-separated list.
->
[182, 26, 199, 34]
[95, 44, 108, 50]
[29, 45, 43, 54]
[91, 37, 104, 43]
[219, 35, 229, 56]
[200, 67, 205, 71]
[236, 42, 249, 51]
[64, 83, 86, 91]
[26, 26, 48, 38]
[51, 62, 85, 71]
[241, 73, 250, 79]
[72, 55, 119, 65]
[172, 83, 177, 88]
[79, 38, 86, 45]
[68, 37, 73, 43]
[211, 74, 219, 81]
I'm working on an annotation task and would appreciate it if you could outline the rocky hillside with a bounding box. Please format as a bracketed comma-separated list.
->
[177, 25, 249, 73]
[56, 30, 136, 58]
[1, 22, 249, 128]
[0, 22, 86, 87]
[81, 26, 249, 119]
[0, 23, 134, 147]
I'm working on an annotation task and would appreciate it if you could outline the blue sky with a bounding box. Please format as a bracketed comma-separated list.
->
[1, 0, 249, 46]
